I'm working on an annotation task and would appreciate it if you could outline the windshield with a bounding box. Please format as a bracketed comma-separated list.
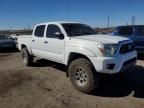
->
[62, 23, 97, 37]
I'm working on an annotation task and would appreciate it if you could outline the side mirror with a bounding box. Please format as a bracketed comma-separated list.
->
[54, 32, 64, 39]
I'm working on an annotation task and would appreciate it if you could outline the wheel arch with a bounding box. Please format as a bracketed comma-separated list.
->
[66, 52, 94, 77]
[21, 44, 32, 55]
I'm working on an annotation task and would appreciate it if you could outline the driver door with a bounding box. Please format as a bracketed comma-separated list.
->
[43, 24, 65, 63]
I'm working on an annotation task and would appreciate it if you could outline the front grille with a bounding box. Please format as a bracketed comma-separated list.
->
[119, 43, 135, 54]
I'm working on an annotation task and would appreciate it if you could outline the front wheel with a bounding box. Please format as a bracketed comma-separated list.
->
[21, 47, 33, 66]
[68, 58, 99, 93]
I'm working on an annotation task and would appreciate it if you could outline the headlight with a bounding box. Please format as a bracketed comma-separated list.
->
[98, 44, 117, 56]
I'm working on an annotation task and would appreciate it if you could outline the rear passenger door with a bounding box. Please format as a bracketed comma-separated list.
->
[31, 25, 46, 57]
[43, 24, 65, 63]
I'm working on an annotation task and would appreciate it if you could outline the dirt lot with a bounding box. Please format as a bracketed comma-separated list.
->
[0, 51, 144, 108]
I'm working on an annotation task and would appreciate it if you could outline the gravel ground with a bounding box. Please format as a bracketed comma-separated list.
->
[0, 51, 144, 108]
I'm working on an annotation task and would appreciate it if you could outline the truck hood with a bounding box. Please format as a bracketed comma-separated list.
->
[72, 34, 130, 44]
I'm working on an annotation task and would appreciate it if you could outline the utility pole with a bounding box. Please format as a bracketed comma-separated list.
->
[27, 25, 31, 30]
[132, 16, 135, 25]
[107, 16, 110, 28]
[126, 22, 129, 26]
[9, 26, 12, 30]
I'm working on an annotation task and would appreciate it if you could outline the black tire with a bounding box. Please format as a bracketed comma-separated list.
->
[68, 58, 99, 93]
[21, 47, 33, 66]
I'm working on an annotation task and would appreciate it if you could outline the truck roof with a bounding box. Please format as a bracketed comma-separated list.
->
[37, 21, 81, 26]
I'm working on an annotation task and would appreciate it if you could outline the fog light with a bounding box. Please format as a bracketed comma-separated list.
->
[107, 64, 115, 70]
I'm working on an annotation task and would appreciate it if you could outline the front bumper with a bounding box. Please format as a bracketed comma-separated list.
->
[89, 50, 137, 74]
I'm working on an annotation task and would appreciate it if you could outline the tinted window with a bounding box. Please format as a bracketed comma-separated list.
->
[134, 27, 144, 36]
[34, 25, 45, 37]
[118, 27, 133, 36]
[46, 25, 61, 38]
[62, 23, 96, 37]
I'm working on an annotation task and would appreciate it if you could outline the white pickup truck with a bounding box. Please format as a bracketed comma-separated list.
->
[18, 22, 137, 93]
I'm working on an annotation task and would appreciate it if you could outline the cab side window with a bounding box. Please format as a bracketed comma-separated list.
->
[34, 25, 45, 37]
[46, 24, 61, 38]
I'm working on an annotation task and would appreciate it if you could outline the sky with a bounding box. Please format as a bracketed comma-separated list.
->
[0, 0, 144, 30]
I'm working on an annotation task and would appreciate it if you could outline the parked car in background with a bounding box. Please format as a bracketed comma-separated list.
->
[112, 25, 144, 53]
[0, 35, 16, 50]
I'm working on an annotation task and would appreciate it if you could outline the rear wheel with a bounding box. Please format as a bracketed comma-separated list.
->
[21, 47, 33, 66]
[68, 58, 99, 93]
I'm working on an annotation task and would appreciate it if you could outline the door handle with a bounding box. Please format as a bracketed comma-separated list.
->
[32, 40, 35, 42]
[44, 41, 48, 43]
